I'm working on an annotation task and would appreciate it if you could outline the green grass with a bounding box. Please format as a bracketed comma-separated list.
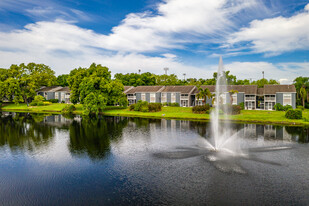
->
[2, 103, 309, 126]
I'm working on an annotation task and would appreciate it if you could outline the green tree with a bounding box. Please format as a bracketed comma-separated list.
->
[0, 63, 56, 105]
[251, 78, 279, 88]
[228, 89, 239, 104]
[293, 77, 309, 104]
[300, 87, 307, 107]
[155, 74, 181, 85]
[114, 72, 156, 86]
[68, 63, 127, 116]
[56, 74, 69, 87]
[197, 87, 212, 103]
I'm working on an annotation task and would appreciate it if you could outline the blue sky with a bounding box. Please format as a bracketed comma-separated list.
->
[0, 0, 308, 83]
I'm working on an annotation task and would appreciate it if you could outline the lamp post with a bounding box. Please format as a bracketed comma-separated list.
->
[183, 73, 186, 81]
[138, 69, 141, 74]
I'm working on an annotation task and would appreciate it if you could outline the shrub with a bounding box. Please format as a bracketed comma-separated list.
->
[30, 95, 45, 106]
[192, 104, 210, 114]
[48, 99, 59, 103]
[61, 104, 76, 114]
[222, 104, 241, 115]
[129, 104, 136, 111]
[239, 102, 244, 110]
[61, 100, 65, 103]
[274, 103, 284, 111]
[285, 109, 302, 119]
[43, 101, 52, 106]
[297, 105, 304, 110]
[170, 102, 180, 107]
[141, 106, 149, 112]
[283, 105, 293, 111]
[305, 103, 309, 109]
[148, 103, 162, 112]
[134, 100, 148, 111]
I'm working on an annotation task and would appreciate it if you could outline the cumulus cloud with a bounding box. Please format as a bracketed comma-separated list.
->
[227, 3, 309, 55]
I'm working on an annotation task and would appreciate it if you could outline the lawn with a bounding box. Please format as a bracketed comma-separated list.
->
[2, 103, 309, 126]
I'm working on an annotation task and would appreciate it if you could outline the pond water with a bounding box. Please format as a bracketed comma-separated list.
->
[0, 112, 309, 205]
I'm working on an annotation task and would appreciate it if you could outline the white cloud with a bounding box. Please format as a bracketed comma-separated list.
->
[227, 3, 309, 55]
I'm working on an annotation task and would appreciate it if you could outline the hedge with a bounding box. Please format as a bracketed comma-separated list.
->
[192, 104, 210, 114]
[130, 101, 162, 112]
[285, 109, 302, 119]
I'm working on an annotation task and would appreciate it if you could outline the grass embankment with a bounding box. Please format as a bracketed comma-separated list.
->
[2, 103, 309, 126]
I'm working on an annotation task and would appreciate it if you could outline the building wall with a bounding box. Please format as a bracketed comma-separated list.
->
[136, 93, 141, 101]
[156, 93, 161, 103]
[226, 93, 231, 104]
[292, 93, 296, 109]
[206, 96, 212, 106]
[167, 93, 171, 103]
[47, 92, 55, 100]
[276, 93, 283, 105]
[176, 93, 180, 105]
[146, 93, 150, 102]
[237, 93, 244, 104]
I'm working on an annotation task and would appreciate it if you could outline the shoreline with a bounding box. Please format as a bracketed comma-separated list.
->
[2, 105, 309, 127]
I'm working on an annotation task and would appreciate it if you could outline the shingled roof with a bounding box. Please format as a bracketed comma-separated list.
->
[37, 86, 62, 92]
[264, 85, 296, 94]
[124, 86, 134, 93]
[125, 86, 164, 94]
[192, 85, 258, 94]
[55, 87, 71, 92]
[161, 85, 196, 94]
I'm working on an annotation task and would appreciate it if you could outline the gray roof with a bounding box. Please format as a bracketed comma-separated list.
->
[55, 87, 71, 92]
[125, 86, 164, 94]
[193, 85, 258, 94]
[37, 86, 62, 92]
[124, 86, 134, 93]
[161, 85, 196, 94]
[264, 85, 296, 94]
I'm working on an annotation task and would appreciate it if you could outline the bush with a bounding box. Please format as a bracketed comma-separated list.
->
[61, 100, 65, 103]
[297, 105, 304, 110]
[43, 101, 52, 106]
[283, 105, 293, 111]
[148, 103, 162, 112]
[141, 106, 149, 112]
[134, 100, 148, 111]
[305, 103, 309, 109]
[285, 109, 302, 119]
[238, 102, 244, 109]
[192, 104, 210, 114]
[30, 95, 45, 106]
[129, 104, 136, 111]
[170, 102, 180, 107]
[222, 104, 242, 115]
[274, 103, 284, 111]
[48, 99, 59, 103]
[61, 104, 76, 114]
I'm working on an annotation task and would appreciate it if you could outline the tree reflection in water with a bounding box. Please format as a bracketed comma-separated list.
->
[0, 113, 55, 152]
[69, 116, 128, 160]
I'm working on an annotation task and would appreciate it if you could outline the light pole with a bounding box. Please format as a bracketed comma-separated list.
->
[262, 71, 264, 79]
[164, 67, 169, 75]
[138, 69, 141, 74]
[183, 73, 186, 81]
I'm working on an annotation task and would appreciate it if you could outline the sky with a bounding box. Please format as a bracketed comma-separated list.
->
[0, 0, 308, 83]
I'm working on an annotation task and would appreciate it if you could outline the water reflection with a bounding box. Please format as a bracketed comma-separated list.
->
[0, 113, 55, 152]
[69, 116, 128, 160]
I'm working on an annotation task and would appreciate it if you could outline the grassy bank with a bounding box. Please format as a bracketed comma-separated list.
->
[2, 103, 309, 126]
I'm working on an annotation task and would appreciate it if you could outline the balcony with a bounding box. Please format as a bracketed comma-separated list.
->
[127, 96, 136, 99]
[245, 97, 255, 101]
[265, 97, 275, 101]
[65, 95, 70, 99]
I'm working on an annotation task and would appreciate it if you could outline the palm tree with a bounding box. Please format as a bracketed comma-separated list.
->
[300, 87, 307, 107]
[197, 87, 211, 105]
[228, 89, 239, 105]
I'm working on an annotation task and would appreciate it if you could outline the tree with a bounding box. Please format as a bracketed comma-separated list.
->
[68, 63, 128, 116]
[0, 63, 56, 105]
[56, 74, 69, 87]
[114, 72, 156, 86]
[300, 87, 307, 107]
[251, 78, 279, 88]
[293, 77, 309, 104]
[155, 74, 181, 85]
[197, 87, 212, 103]
[228, 89, 239, 104]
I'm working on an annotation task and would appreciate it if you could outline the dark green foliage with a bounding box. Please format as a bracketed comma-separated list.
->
[134, 100, 148, 112]
[148, 103, 162, 112]
[222, 104, 242, 115]
[162, 102, 180, 107]
[56, 74, 69, 87]
[239, 102, 245, 110]
[192, 104, 210, 114]
[129, 104, 136, 111]
[285, 109, 302, 119]
[297, 106, 304, 110]
[114, 72, 156, 87]
[306, 103, 309, 109]
[61, 104, 76, 114]
[274, 103, 284, 111]
[48, 99, 59, 103]
[283, 105, 293, 111]
[30, 95, 45, 106]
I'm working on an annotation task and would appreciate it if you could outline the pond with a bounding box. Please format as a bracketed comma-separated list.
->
[0, 112, 308, 205]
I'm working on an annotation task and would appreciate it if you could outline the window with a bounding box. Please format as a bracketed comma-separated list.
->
[161, 93, 167, 103]
[141, 93, 146, 101]
[55, 92, 59, 99]
[232, 93, 237, 105]
[171, 93, 176, 103]
[220, 94, 226, 104]
[283, 93, 291, 106]
[150, 93, 156, 103]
